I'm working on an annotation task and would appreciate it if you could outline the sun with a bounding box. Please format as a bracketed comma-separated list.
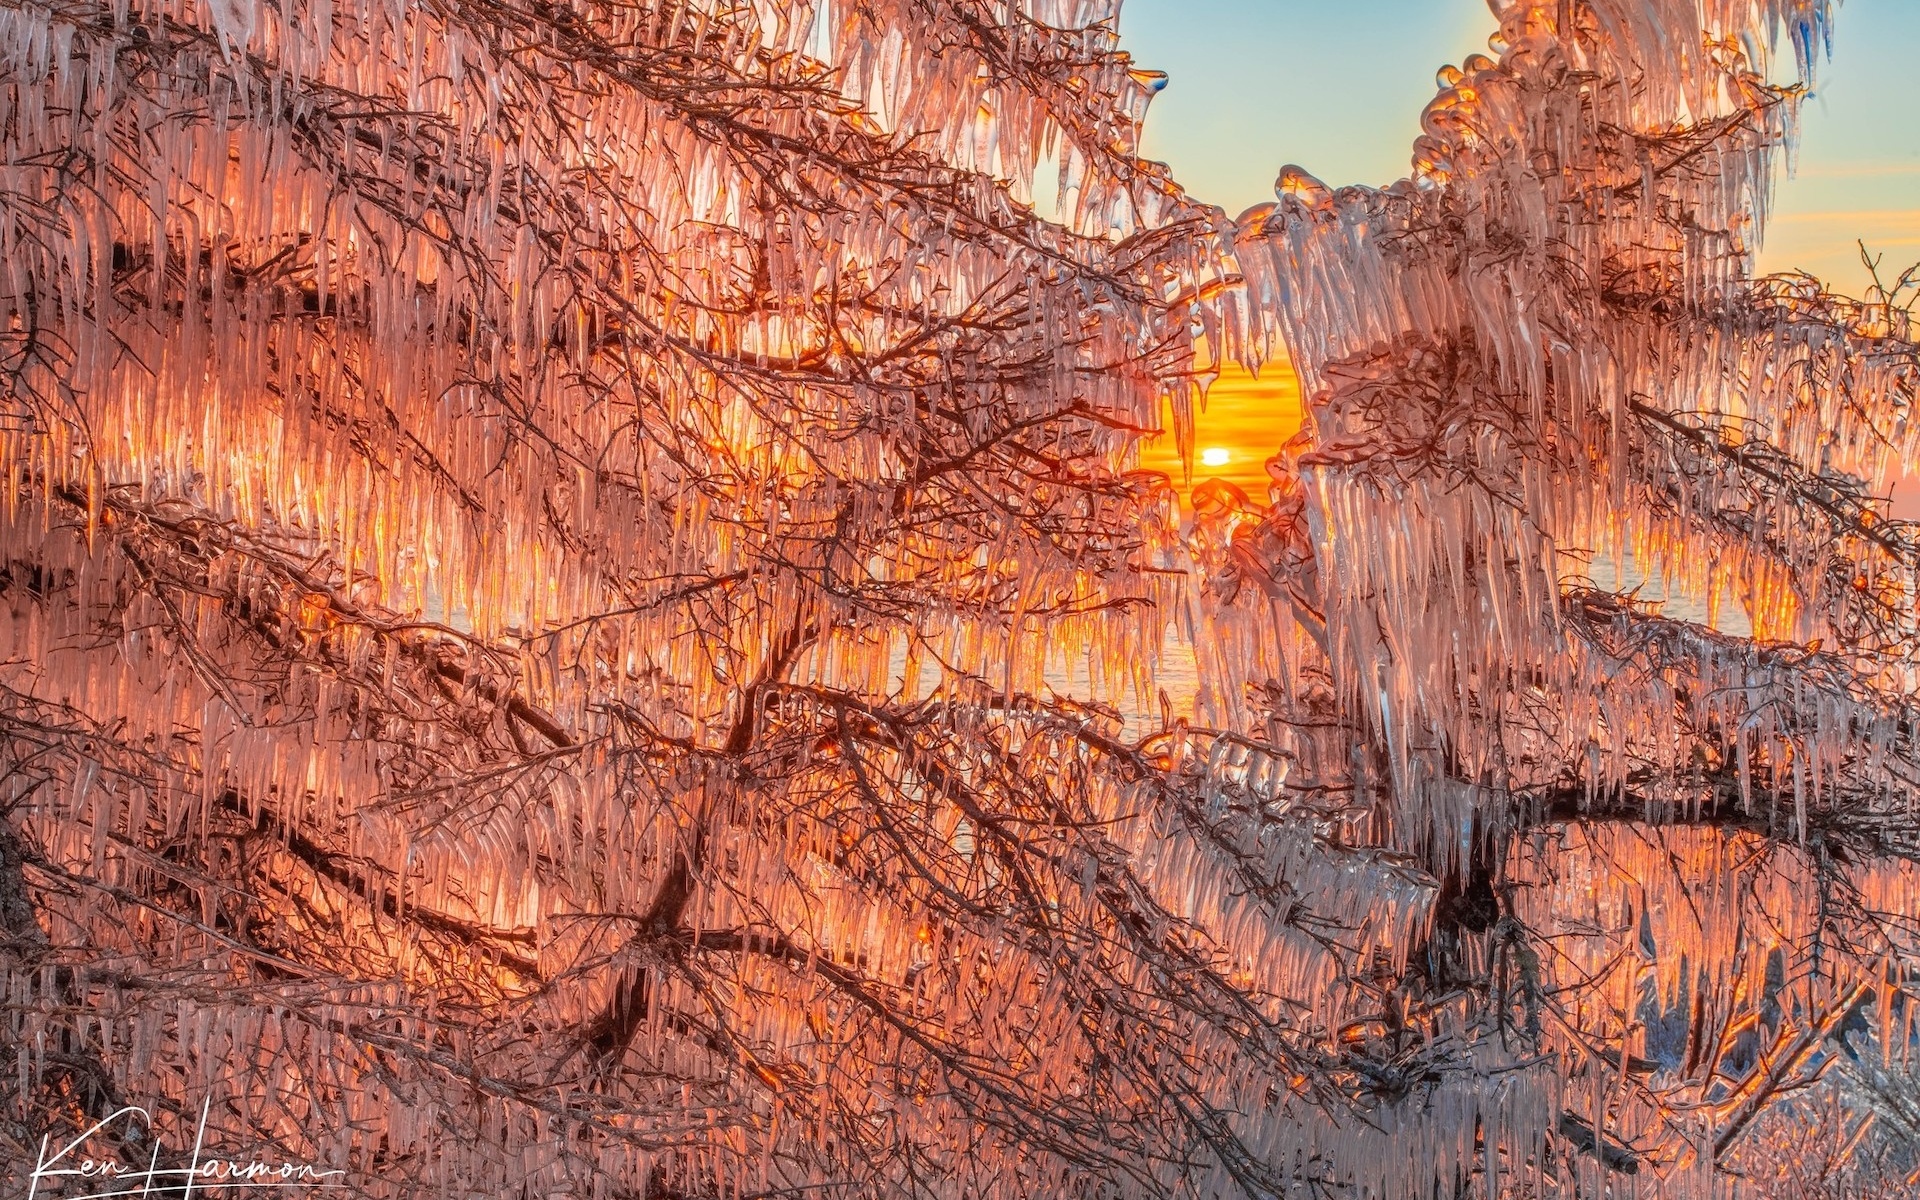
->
[1200, 447, 1231, 467]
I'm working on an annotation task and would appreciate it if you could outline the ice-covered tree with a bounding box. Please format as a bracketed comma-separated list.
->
[3, 0, 1918, 1196]
[0, 0, 1259, 1191]
[1198, 0, 1920, 1192]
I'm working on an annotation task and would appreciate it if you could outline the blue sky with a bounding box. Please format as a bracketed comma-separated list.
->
[1119, 0, 1920, 294]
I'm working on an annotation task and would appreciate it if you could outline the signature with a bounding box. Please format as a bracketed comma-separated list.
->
[27, 1098, 346, 1200]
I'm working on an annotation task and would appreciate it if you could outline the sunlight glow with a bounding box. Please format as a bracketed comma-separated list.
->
[1200, 447, 1231, 467]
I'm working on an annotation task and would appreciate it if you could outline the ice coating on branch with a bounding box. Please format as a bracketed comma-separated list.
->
[1273, 164, 1332, 213]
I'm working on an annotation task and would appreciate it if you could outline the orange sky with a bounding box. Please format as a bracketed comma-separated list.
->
[1138, 360, 1305, 507]
[1146, 355, 1920, 522]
